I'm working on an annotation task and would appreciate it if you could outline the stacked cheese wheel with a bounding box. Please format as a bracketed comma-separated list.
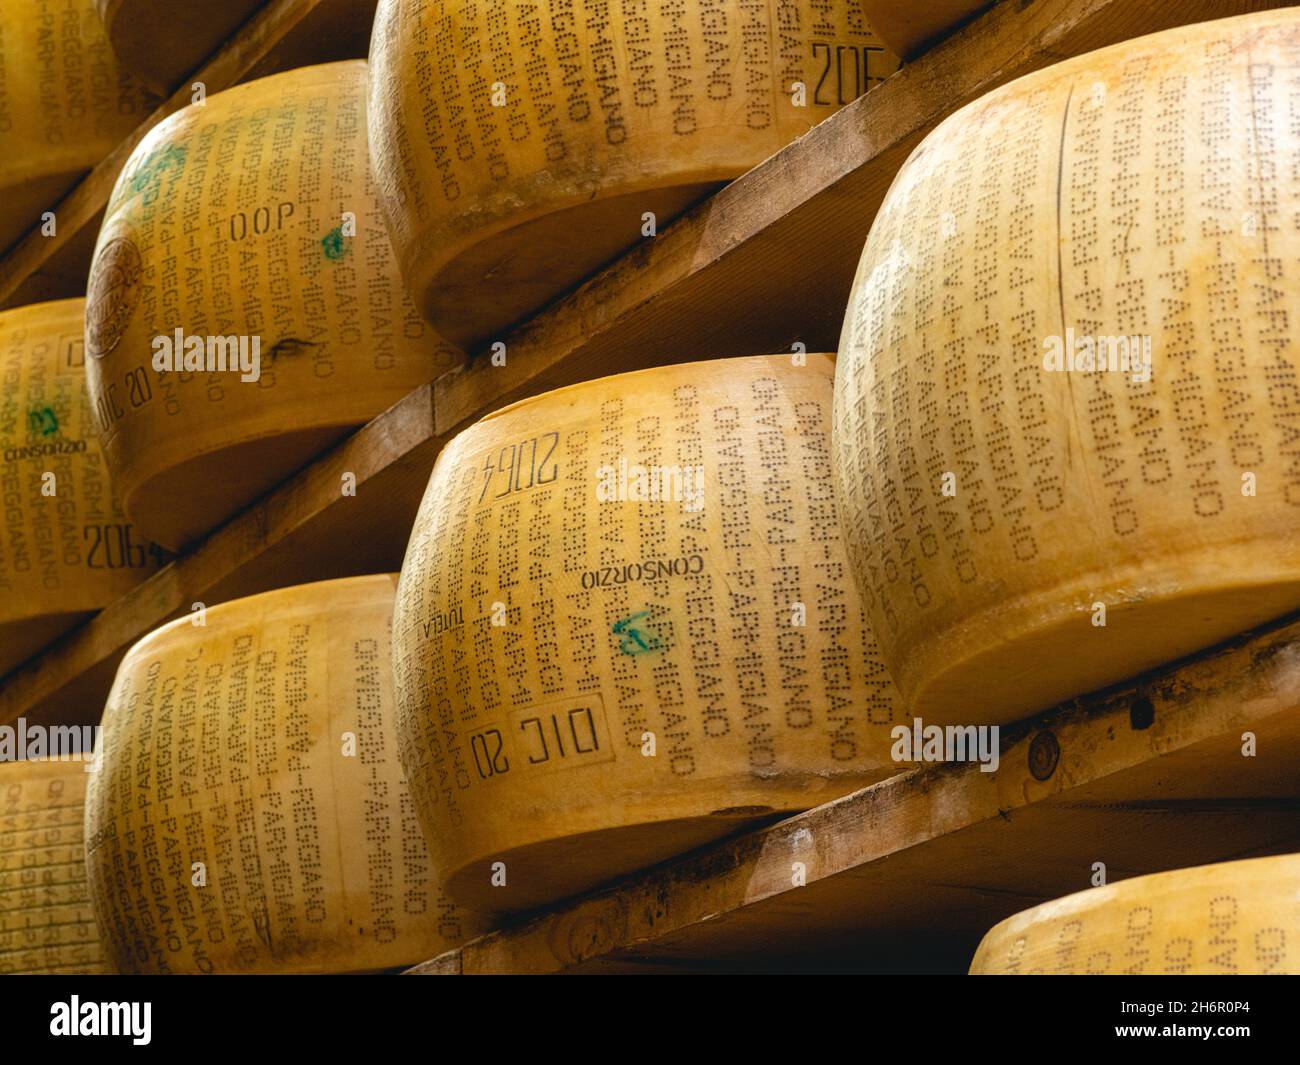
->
[863, 0, 990, 59]
[0, 759, 105, 975]
[833, 9, 1300, 725]
[84, 60, 460, 551]
[0, 299, 164, 680]
[96, 0, 264, 94]
[368, 0, 899, 348]
[971, 855, 1300, 975]
[0, 0, 156, 255]
[84, 575, 480, 974]
[393, 354, 900, 914]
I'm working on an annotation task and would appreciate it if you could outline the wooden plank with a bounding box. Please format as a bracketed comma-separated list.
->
[405, 610, 1300, 974]
[1, 0, 1284, 726]
[0, 0, 376, 310]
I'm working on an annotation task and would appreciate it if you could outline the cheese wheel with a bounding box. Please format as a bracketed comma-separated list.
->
[84, 60, 460, 551]
[393, 353, 900, 914]
[368, 0, 899, 349]
[833, 10, 1300, 725]
[0, 299, 164, 680]
[0, 759, 105, 975]
[84, 574, 482, 974]
[0, 0, 157, 255]
[970, 855, 1300, 975]
[96, 0, 264, 95]
[861, 1, 988, 59]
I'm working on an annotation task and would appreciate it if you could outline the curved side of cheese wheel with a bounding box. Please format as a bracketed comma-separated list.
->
[0, 299, 164, 679]
[832, 9, 1300, 724]
[368, 0, 899, 348]
[0, 759, 105, 975]
[84, 574, 483, 974]
[96, 0, 265, 95]
[84, 60, 460, 551]
[970, 855, 1300, 975]
[392, 353, 902, 914]
[0, 0, 157, 254]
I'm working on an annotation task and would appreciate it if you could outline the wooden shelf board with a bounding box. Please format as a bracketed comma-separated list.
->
[1, 0, 1288, 731]
[403, 611, 1300, 974]
[0, 0, 377, 310]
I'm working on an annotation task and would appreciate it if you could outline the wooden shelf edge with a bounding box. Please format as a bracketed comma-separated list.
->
[404, 611, 1300, 975]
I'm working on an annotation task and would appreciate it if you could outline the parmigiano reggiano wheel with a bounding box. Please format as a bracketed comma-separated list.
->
[368, 0, 899, 349]
[970, 855, 1300, 974]
[0, 299, 164, 680]
[95, 0, 264, 95]
[0, 0, 157, 255]
[0, 758, 106, 975]
[84, 574, 482, 974]
[84, 60, 460, 552]
[833, 9, 1300, 725]
[861, 1, 988, 59]
[393, 354, 900, 914]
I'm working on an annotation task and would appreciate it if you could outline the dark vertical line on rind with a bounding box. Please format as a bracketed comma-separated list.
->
[1056, 82, 1075, 335]
[1056, 82, 1077, 471]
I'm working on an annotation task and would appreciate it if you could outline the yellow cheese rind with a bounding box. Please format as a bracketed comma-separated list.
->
[0, 759, 106, 975]
[833, 10, 1300, 724]
[970, 855, 1300, 975]
[96, 0, 265, 95]
[85, 574, 482, 974]
[368, 0, 899, 348]
[0, 299, 164, 679]
[0, 0, 157, 254]
[393, 354, 901, 914]
[84, 60, 461, 551]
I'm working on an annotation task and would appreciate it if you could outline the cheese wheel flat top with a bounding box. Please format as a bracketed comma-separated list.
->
[368, 0, 899, 348]
[0, 759, 105, 975]
[84, 60, 460, 551]
[970, 854, 1300, 975]
[96, 0, 265, 95]
[393, 353, 901, 914]
[85, 574, 482, 974]
[861, 0, 989, 59]
[833, 9, 1300, 724]
[0, 0, 157, 254]
[0, 299, 164, 680]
